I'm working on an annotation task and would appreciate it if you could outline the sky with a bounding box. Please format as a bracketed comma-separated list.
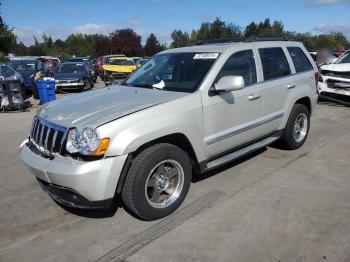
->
[1, 0, 350, 46]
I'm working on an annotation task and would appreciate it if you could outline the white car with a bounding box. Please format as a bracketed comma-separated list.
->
[20, 40, 318, 220]
[318, 50, 350, 98]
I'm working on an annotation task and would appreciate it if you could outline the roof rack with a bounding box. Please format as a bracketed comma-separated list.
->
[187, 36, 292, 46]
[244, 36, 291, 42]
[189, 38, 241, 46]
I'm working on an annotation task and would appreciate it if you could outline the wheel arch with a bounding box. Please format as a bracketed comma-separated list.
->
[115, 133, 200, 194]
[295, 96, 312, 114]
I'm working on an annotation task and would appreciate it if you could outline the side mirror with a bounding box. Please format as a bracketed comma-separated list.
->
[214, 75, 245, 93]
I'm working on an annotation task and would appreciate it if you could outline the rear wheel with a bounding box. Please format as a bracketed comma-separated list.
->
[122, 143, 192, 220]
[279, 104, 310, 150]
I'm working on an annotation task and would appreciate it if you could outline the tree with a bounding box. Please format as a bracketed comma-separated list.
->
[110, 28, 142, 56]
[143, 33, 163, 56]
[95, 34, 111, 56]
[0, 11, 16, 58]
[244, 22, 258, 38]
[170, 30, 190, 48]
[190, 18, 242, 43]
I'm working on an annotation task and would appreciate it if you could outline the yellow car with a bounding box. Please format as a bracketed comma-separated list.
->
[102, 57, 137, 84]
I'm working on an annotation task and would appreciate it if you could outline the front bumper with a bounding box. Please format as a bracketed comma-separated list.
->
[55, 82, 85, 88]
[318, 76, 350, 97]
[20, 141, 128, 208]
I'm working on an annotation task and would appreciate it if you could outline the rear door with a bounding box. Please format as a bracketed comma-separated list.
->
[257, 46, 294, 134]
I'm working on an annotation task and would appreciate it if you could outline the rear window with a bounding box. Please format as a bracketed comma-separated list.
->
[259, 48, 291, 81]
[288, 47, 313, 73]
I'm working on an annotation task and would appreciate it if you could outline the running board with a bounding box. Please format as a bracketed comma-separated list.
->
[206, 135, 280, 170]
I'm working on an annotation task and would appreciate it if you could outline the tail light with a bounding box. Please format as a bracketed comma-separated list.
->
[315, 72, 320, 88]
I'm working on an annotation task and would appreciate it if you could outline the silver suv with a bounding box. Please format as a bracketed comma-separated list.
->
[20, 40, 318, 220]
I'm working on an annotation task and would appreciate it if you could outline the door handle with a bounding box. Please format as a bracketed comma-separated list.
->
[286, 83, 296, 89]
[248, 94, 261, 101]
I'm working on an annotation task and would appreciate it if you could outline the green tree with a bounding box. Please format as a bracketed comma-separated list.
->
[170, 30, 190, 48]
[0, 8, 16, 59]
[190, 18, 242, 43]
[110, 28, 142, 56]
[143, 33, 163, 56]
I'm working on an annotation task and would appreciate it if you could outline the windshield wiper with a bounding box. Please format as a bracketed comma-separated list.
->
[124, 83, 154, 89]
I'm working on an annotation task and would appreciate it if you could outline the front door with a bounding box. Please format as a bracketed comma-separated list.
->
[201, 49, 265, 158]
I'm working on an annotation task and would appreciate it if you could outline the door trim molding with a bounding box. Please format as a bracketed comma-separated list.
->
[206, 112, 284, 145]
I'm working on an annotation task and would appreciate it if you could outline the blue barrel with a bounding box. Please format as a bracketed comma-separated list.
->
[35, 80, 56, 104]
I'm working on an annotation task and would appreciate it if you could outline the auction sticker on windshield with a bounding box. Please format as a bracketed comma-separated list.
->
[193, 53, 219, 59]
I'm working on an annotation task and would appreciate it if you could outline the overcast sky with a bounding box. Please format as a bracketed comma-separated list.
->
[1, 0, 349, 46]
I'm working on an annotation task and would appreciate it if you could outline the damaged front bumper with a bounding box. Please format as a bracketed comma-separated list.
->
[318, 74, 350, 97]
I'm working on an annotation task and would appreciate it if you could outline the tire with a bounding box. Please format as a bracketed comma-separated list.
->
[279, 104, 310, 150]
[122, 143, 192, 221]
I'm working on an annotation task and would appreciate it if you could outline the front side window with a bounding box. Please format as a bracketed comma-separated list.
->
[125, 52, 218, 93]
[259, 48, 291, 81]
[288, 47, 313, 73]
[217, 50, 257, 86]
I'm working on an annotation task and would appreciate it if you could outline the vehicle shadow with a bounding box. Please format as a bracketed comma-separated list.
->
[192, 147, 266, 183]
[56, 196, 123, 219]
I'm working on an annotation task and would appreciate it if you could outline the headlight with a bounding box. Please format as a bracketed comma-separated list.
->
[29, 74, 34, 78]
[66, 128, 110, 156]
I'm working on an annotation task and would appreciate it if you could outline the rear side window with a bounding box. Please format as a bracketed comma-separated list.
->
[288, 47, 313, 73]
[218, 50, 257, 86]
[259, 48, 291, 81]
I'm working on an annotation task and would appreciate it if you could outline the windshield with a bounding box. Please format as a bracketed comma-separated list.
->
[125, 52, 219, 93]
[108, 59, 135, 66]
[57, 63, 86, 74]
[7, 60, 38, 71]
[336, 52, 350, 64]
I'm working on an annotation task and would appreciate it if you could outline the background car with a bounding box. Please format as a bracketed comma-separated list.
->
[102, 57, 137, 85]
[99, 54, 126, 79]
[54, 62, 94, 91]
[318, 50, 350, 99]
[6, 57, 47, 99]
[66, 57, 97, 83]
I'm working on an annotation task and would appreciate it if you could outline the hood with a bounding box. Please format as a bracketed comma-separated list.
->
[102, 64, 136, 73]
[321, 63, 350, 72]
[54, 72, 84, 81]
[38, 85, 188, 128]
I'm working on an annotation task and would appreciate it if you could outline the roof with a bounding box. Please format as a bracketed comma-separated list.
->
[109, 57, 132, 60]
[61, 61, 85, 65]
[103, 54, 125, 58]
[9, 56, 40, 61]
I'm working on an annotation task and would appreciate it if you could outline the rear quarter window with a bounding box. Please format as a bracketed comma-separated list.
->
[288, 47, 313, 73]
[259, 47, 291, 81]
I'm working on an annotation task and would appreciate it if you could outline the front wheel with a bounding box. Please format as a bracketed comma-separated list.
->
[279, 104, 310, 150]
[122, 143, 192, 220]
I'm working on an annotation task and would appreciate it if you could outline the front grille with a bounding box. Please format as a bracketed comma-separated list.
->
[30, 117, 67, 155]
[327, 79, 350, 89]
[322, 71, 350, 79]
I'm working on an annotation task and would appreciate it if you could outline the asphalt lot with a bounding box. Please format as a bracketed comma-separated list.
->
[1, 80, 350, 262]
